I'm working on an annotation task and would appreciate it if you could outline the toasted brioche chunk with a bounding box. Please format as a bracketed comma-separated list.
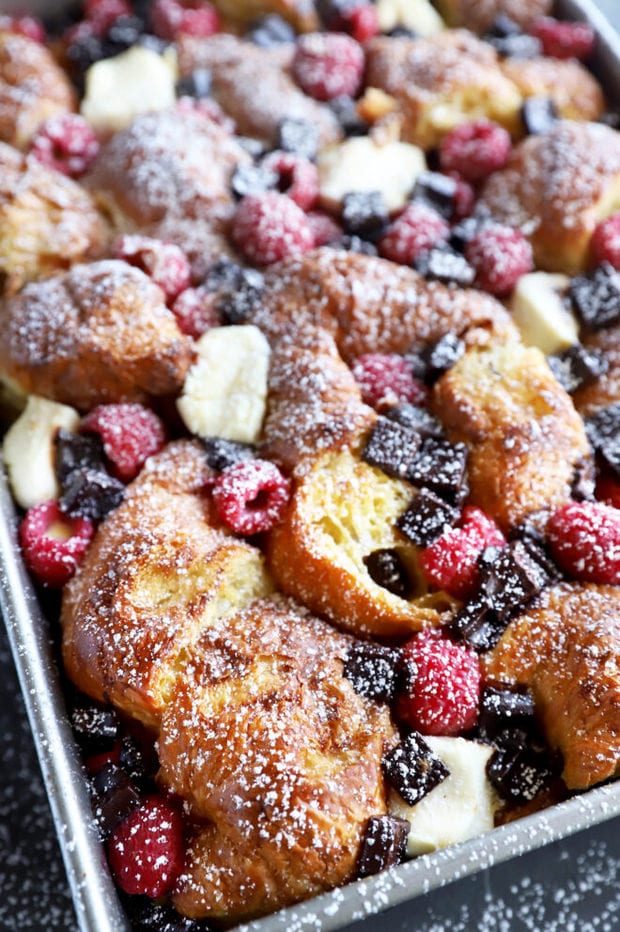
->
[432, 343, 591, 532]
[435, 0, 551, 33]
[211, 0, 318, 30]
[483, 583, 620, 789]
[501, 58, 604, 124]
[267, 446, 456, 638]
[158, 595, 397, 920]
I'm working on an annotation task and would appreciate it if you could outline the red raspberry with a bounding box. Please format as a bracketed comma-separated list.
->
[591, 213, 620, 270]
[213, 460, 291, 536]
[113, 235, 191, 302]
[342, 5, 379, 43]
[81, 404, 166, 483]
[547, 501, 620, 585]
[465, 224, 533, 296]
[439, 120, 512, 185]
[171, 286, 219, 339]
[307, 210, 343, 247]
[420, 506, 506, 600]
[531, 16, 595, 61]
[352, 353, 428, 409]
[262, 151, 319, 211]
[596, 474, 620, 510]
[108, 795, 185, 898]
[0, 14, 45, 43]
[152, 0, 220, 39]
[30, 115, 100, 179]
[292, 33, 365, 102]
[451, 175, 476, 220]
[397, 631, 481, 736]
[19, 501, 94, 588]
[175, 95, 236, 134]
[379, 203, 450, 266]
[232, 192, 315, 266]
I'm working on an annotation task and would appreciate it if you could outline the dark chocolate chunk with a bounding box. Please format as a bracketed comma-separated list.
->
[362, 417, 422, 480]
[422, 333, 466, 383]
[70, 704, 119, 753]
[397, 489, 457, 546]
[486, 14, 522, 37]
[570, 262, 620, 331]
[411, 171, 458, 220]
[276, 117, 320, 160]
[385, 403, 445, 439]
[91, 763, 140, 838]
[449, 209, 492, 253]
[102, 15, 146, 57]
[356, 815, 410, 879]
[130, 900, 210, 931]
[364, 548, 411, 598]
[329, 95, 369, 137]
[479, 686, 535, 739]
[342, 191, 389, 241]
[479, 540, 551, 620]
[202, 437, 256, 471]
[415, 248, 476, 287]
[487, 739, 557, 804]
[449, 598, 506, 653]
[382, 731, 450, 806]
[387, 26, 418, 38]
[118, 735, 147, 786]
[407, 438, 468, 502]
[55, 429, 106, 484]
[520, 96, 559, 136]
[337, 235, 378, 256]
[235, 136, 268, 161]
[137, 34, 170, 55]
[585, 404, 620, 479]
[247, 13, 296, 46]
[209, 262, 265, 324]
[599, 111, 620, 130]
[547, 343, 608, 394]
[570, 457, 596, 502]
[316, 0, 357, 28]
[343, 642, 402, 703]
[60, 467, 125, 522]
[231, 163, 278, 199]
[487, 34, 542, 58]
[176, 67, 212, 99]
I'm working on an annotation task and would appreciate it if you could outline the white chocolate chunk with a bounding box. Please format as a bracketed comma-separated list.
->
[511, 272, 578, 355]
[318, 137, 427, 213]
[389, 736, 498, 856]
[376, 0, 445, 36]
[177, 326, 271, 444]
[3, 396, 80, 510]
[81, 45, 177, 134]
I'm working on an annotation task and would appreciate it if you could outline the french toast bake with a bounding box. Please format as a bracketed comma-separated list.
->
[0, 1, 619, 929]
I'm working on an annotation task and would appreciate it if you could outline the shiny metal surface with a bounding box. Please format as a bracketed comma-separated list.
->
[0, 1, 619, 929]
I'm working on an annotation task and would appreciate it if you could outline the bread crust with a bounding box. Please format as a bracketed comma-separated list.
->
[211, 0, 319, 30]
[435, 0, 551, 33]
[501, 57, 604, 124]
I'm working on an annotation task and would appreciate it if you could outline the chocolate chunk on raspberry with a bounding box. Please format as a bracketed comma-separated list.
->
[382, 732, 450, 806]
[520, 97, 558, 136]
[364, 548, 411, 598]
[342, 191, 389, 241]
[276, 117, 319, 160]
[202, 437, 256, 471]
[356, 815, 410, 879]
[362, 417, 422, 480]
[407, 438, 468, 503]
[385, 404, 445, 439]
[570, 262, 620, 330]
[343, 641, 401, 703]
[422, 334, 466, 383]
[60, 467, 125, 522]
[397, 489, 457, 547]
[585, 404, 620, 478]
[547, 343, 609, 394]
[479, 686, 535, 740]
[411, 171, 458, 220]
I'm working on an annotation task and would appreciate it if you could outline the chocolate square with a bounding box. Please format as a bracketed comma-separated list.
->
[570, 262, 620, 331]
[479, 540, 550, 621]
[397, 489, 457, 546]
[415, 248, 476, 288]
[382, 732, 450, 806]
[364, 548, 411, 598]
[407, 438, 468, 502]
[362, 417, 422, 479]
[356, 815, 410, 878]
[343, 642, 402, 704]
[411, 171, 458, 220]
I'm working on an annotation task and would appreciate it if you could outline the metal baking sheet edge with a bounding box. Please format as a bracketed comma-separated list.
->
[1, 0, 620, 929]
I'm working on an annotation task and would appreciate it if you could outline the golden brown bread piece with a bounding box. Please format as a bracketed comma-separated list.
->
[435, 0, 551, 32]
[252, 247, 518, 364]
[432, 343, 591, 533]
[211, 0, 318, 30]
[480, 121, 620, 274]
[365, 31, 523, 148]
[0, 142, 107, 297]
[483, 583, 620, 789]
[501, 57, 605, 124]
[159, 595, 397, 921]
[267, 446, 456, 638]
[573, 323, 620, 417]
[177, 34, 342, 145]
[0, 31, 75, 149]
[0, 260, 193, 411]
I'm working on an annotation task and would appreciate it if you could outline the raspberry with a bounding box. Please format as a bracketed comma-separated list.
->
[451, 175, 476, 220]
[292, 33, 365, 102]
[397, 631, 481, 736]
[213, 460, 291, 535]
[171, 286, 219, 339]
[0, 14, 45, 43]
[113, 235, 191, 302]
[439, 120, 512, 185]
[465, 224, 533, 296]
[81, 404, 166, 483]
[531, 16, 595, 61]
[547, 501, 620, 585]
[596, 475, 620, 510]
[342, 5, 379, 43]
[419, 506, 506, 600]
[261, 151, 319, 211]
[152, 0, 220, 40]
[379, 203, 450, 266]
[30, 115, 100, 179]
[352, 353, 428, 409]
[307, 210, 343, 247]
[232, 192, 315, 265]
[107, 796, 185, 898]
[591, 213, 620, 270]
[19, 501, 94, 588]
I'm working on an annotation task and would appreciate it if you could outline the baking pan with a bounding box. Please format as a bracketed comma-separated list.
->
[1, 1, 620, 930]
